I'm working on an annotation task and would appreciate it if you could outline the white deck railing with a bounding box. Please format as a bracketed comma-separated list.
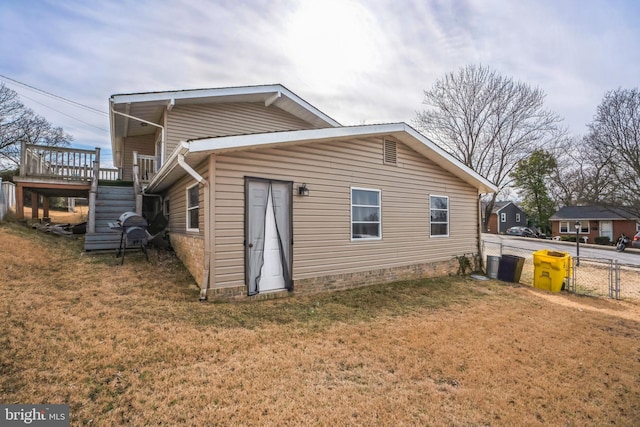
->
[22, 145, 96, 180]
[134, 152, 158, 183]
[20, 144, 120, 182]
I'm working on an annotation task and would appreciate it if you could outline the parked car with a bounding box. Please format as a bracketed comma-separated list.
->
[632, 231, 640, 249]
[506, 226, 537, 237]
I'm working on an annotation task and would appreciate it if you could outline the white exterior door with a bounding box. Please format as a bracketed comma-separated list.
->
[245, 179, 292, 295]
[600, 221, 613, 240]
[259, 186, 285, 292]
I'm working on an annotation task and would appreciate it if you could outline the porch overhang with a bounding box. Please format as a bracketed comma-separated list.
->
[109, 84, 341, 169]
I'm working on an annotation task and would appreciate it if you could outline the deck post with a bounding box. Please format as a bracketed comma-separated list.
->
[42, 196, 50, 221]
[31, 191, 39, 219]
[132, 151, 143, 215]
[16, 184, 24, 220]
[87, 158, 99, 234]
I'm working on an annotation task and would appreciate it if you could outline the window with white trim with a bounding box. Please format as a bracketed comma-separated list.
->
[636, 222, 640, 232]
[430, 195, 449, 237]
[500, 212, 506, 222]
[559, 221, 589, 233]
[187, 184, 199, 232]
[515, 213, 521, 222]
[351, 188, 381, 240]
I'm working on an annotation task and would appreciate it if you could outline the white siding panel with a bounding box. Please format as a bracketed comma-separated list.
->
[166, 160, 209, 238]
[212, 138, 480, 289]
[123, 134, 155, 181]
[165, 102, 316, 156]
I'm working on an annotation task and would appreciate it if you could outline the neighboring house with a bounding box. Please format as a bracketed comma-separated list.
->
[549, 206, 639, 243]
[16, 84, 497, 300]
[483, 201, 527, 234]
[0, 178, 16, 220]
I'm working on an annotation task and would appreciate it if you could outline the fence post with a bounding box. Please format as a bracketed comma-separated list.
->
[614, 260, 620, 300]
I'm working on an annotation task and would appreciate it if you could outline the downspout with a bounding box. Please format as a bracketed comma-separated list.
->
[177, 148, 211, 301]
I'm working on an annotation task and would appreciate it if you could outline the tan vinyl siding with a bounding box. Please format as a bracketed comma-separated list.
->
[122, 134, 156, 181]
[166, 160, 208, 238]
[212, 138, 479, 289]
[165, 102, 317, 156]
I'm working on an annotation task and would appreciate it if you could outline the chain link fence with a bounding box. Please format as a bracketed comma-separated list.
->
[481, 239, 640, 301]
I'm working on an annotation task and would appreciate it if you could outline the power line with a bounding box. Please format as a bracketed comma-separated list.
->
[18, 92, 109, 133]
[0, 74, 108, 115]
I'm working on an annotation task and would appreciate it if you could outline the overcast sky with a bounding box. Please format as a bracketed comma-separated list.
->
[1, 0, 639, 167]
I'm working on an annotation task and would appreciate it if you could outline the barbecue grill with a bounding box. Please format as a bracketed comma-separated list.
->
[108, 212, 149, 264]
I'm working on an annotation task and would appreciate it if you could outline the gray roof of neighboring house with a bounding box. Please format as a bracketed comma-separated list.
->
[550, 206, 637, 221]
[481, 201, 520, 214]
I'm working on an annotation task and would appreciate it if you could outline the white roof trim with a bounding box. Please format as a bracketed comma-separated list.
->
[109, 84, 340, 127]
[146, 123, 497, 194]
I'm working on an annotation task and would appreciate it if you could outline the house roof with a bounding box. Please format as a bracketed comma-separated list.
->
[480, 201, 521, 214]
[550, 205, 637, 221]
[493, 201, 513, 213]
[108, 84, 341, 168]
[145, 122, 498, 194]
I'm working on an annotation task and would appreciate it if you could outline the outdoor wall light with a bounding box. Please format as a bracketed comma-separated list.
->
[298, 183, 309, 196]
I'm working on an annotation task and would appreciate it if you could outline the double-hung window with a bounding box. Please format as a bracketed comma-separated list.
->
[351, 188, 381, 240]
[187, 184, 199, 232]
[580, 221, 590, 233]
[559, 222, 569, 233]
[430, 195, 449, 237]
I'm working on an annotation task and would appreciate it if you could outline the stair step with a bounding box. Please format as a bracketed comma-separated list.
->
[97, 187, 134, 195]
[84, 235, 122, 251]
[86, 185, 137, 251]
[95, 199, 136, 206]
[94, 225, 122, 232]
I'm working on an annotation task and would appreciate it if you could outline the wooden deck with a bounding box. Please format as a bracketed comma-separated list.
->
[14, 143, 158, 246]
[14, 144, 119, 224]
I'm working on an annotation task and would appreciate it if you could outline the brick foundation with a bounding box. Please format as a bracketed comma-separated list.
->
[169, 233, 204, 284]
[294, 259, 459, 296]
[206, 258, 459, 301]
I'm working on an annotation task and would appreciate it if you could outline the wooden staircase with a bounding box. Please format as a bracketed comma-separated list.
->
[84, 185, 136, 251]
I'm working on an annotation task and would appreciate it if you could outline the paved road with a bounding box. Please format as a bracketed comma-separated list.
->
[482, 233, 640, 266]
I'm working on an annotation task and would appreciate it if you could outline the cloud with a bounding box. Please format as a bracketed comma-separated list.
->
[1, 0, 639, 153]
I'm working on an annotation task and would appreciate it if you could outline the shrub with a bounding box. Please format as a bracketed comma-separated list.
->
[594, 236, 611, 245]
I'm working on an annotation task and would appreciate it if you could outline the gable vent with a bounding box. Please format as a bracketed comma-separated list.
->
[383, 139, 397, 165]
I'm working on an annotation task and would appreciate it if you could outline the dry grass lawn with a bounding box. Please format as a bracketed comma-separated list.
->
[1, 221, 639, 426]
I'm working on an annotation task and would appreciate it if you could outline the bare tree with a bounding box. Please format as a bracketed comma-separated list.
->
[413, 65, 565, 231]
[548, 136, 616, 207]
[583, 88, 640, 217]
[0, 83, 72, 171]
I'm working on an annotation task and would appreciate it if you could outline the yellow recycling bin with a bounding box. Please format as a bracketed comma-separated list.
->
[532, 250, 572, 292]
